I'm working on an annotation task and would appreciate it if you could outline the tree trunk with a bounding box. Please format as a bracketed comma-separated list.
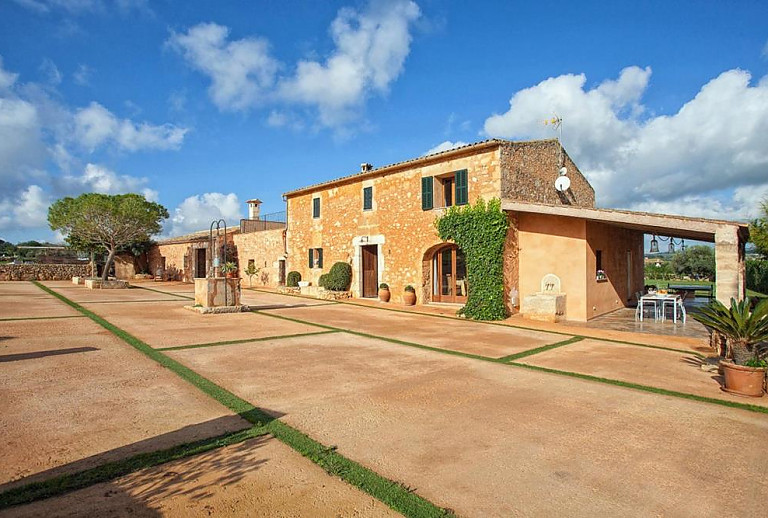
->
[730, 339, 753, 366]
[102, 248, 116, 281]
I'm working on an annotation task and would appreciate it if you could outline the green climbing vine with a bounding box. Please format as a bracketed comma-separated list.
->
[435, 197, 509, 320]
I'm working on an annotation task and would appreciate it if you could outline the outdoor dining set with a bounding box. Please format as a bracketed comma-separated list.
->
[635, 288, 688, 323]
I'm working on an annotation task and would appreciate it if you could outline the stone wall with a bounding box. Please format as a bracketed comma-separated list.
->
[0, 263, 91, 281]
[286, 147, 503, 304]
[233, 228, 286, 288]
[500, 140, 595, 207]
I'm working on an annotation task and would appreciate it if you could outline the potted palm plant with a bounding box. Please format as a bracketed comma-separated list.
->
[221, 261, 238, 279]
[693, 297, 768, 397]
[379, 283, 390, 302]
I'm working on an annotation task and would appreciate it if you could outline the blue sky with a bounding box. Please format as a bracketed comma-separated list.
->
[1, 0, 767, 243]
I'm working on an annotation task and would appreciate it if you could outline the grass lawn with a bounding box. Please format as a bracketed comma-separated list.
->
[644, 278, 767, 299]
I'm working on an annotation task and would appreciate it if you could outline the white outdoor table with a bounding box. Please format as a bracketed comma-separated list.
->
[638, 294, 685, 323]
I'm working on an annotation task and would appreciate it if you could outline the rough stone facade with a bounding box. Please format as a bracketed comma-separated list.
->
[233, 228, 286, 288]
[147, 230, 236, 282]
[286, 146, 503, 304]
[0, 263, 91, 281]
[500, 140, 595, 207]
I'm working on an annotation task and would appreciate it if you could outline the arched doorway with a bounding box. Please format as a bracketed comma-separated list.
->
[432, 245, 467, 303]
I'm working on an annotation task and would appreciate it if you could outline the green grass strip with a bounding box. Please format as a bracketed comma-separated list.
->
[254, 309, 497, 363]
[242, 288, 709, 359]
[30, 282, 452, 517]
[497, 337, 584, 362]
[508, 361, 768, 415]
[257, 307, 768, 415]
[130, 284, 194, 300]
[0, 315, 85, 322]
[157, 330, 339, 351]
[0, 426, 268, 510]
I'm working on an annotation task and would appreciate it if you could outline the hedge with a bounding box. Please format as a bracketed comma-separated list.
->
[324, 262, 352, 291]
[286, 271, 301, 287]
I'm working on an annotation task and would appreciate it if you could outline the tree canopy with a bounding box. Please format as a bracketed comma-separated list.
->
[670, 245, 715, 280]
[48, 193, 168, 280]
[749, 198, 768, 258]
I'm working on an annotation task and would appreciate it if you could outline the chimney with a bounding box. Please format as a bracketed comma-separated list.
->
[246, 199, 262, 220]
[360, 163, 373, 173]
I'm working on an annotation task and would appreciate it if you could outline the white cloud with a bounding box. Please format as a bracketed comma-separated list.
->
[168, 192, 242, 236]
[61, 163, 157, 200]
[167, 23, 279, 111]
[482, 66, 768, 221]
[278, 0, 421, 126]
[73, 64, 93, 86]
[12, 0, 103, 14]
[0, 57, 19, 91]
[0, 96, 46, 187]
[167, 0, 421, 128]
[74, 101, 188, 152]
[39, 58, 62, 85]
[423, 140, 468, 156]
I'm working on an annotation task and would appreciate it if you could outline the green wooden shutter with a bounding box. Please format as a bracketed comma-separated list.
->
[308, 249, 314, 268]
[363, 186, 373, 210]
[317, 248, 323, 268]
[421, 177, 433, 210]
[455, 169, 468, 205]
[312, 197, 320, 218]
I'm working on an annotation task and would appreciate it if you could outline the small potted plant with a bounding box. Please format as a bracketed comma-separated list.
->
[693, 297, 768, 397]
[403, 284, 416, 306]
[379, 283, 390, 302]
[221, 261, 238, 279]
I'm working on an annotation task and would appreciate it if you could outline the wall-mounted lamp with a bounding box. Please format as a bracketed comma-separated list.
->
[649, 235, 659, 254]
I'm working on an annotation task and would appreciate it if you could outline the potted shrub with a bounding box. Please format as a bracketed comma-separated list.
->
[403, 284, 416, 306]
[693, 297, 768, 397]
[379, 283, 390, 302]
[221, 261, 238, 278]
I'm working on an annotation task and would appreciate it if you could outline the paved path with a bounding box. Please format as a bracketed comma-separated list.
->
[4, 282, 768, 517]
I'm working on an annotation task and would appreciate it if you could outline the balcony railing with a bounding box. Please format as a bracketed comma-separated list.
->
[240, 210, 287, 233]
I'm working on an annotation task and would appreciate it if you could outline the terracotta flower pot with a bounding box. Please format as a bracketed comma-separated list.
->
[720, 361, 766, 397]
[379, 288, 391, 302]
[403, 291, 416, 306]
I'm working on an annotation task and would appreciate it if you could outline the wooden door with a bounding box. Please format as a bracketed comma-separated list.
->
[278, 259, 286, 285]
[362, 245, 378, 298]
[195, 248, 206, 278]
[433, 246, 467, 303]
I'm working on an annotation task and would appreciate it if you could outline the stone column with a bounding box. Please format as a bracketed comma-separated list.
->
[715, 225, 745, 304]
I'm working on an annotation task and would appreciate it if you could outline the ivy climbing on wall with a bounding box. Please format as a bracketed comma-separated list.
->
[435, 198, 509, 320]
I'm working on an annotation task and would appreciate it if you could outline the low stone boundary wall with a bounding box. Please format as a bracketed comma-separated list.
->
[0, 264, 91, 281]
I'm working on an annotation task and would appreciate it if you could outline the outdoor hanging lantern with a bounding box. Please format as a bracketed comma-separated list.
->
[668, 240, 675, 253]
[681, 239, 686, 252]
[649, 235, 659, 254]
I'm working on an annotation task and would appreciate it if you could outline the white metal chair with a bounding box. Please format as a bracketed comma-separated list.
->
[636, 295, 658, 321]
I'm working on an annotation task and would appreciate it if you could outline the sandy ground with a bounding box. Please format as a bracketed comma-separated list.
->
[80, 301, 322, 348]
[39, 281, 190, 304]
[261, 302, 566, 358]
[169, 331, 768, 517]
[516, 338, 768, 408]
[4, 435, 400, 518]
[0, 282, 81, 319]
[0, 303, 249, 489]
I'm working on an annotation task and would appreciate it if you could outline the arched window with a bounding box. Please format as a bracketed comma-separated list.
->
[432, 245, 467, 303]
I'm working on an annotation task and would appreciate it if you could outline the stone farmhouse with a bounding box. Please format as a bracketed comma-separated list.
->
[141, 138, 748, 322]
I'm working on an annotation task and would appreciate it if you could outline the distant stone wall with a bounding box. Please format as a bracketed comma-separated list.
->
[0, 263, 91, 281]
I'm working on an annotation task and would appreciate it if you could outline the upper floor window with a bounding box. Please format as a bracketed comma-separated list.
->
[312, 197, 321, 218]
[309, 248, 323, 269]
[363, 186, 373, 211]
[421, 169, 468, 210]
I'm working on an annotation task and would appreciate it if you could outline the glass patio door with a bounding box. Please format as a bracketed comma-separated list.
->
[433, 245, 467, 303]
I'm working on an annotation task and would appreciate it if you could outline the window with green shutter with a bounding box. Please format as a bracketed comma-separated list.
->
[312, 197, 320, 218]
[308, 248, 314, 268]
[309, 248, 324, 268]
[455, 169, 468, 205]
[363, 186, 373, 210]
[421, 176, 433, 210]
